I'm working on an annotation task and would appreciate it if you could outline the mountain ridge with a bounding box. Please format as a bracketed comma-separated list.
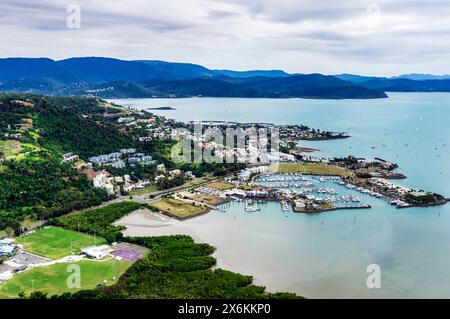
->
[0, 56, 405, 99]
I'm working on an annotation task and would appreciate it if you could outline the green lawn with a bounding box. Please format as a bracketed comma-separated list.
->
[269, 163, 352, 177]
[0, 259, 132, 299]
[205, 181, 235, 190]
[16, 227, 107, 260]
[128, 184, 158, 196]
[0, 140, 22, 158]
[150, 198, 208, 219]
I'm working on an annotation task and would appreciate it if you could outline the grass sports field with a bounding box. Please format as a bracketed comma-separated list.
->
[16, 227, 107, 260]
[269, 163, 351, 177]
[205, 181, 235, 190]
[0, 259, 132, 299]
[128, 184, 158, 196]
[150, 198, 208, 219]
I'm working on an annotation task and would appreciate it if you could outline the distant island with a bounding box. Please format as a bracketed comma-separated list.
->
[0, 57, 387, 99]
[3, 57, 450, 100]
[148, 106, 176, 110]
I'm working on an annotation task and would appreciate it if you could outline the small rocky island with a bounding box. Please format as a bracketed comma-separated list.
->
[147, 106, 176, 110]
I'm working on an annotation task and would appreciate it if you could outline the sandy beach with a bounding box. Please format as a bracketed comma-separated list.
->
[114, 208, 202, 240]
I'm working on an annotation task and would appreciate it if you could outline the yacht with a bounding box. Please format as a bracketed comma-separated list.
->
[245, 199, 260, 212]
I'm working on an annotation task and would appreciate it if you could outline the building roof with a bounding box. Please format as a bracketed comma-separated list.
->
[81, 245, 111, 258]
[0, 246, 15, 254]
[0, 238, 15, 245]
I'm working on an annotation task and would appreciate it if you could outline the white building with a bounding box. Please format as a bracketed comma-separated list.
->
[62, 153, 79, 163]
[93, 173, 107, 188]
[294, 199, 306, 209]
[93, 173, 114, 195]
[169, 169, 182, 177]
[0, 238, 15, 245]
[0, 245, 15, 256]
[157, 164, 166, 173]
[81, 245, 111, 260]
[114, 176, 124, 184]
[111, 160, 126, 168]
[249, 166, 269, 174]
[120, 148, 136, 154]
[118, 117, 135, 123]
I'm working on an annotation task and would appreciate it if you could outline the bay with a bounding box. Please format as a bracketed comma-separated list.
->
[109, 93, 450, 298]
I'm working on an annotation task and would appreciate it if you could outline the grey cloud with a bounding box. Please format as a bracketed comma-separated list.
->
[207, 10, 240, 19]
[214, 0, 361, 23]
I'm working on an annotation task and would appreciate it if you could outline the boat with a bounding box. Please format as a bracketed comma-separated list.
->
[245, 199, 260, 212]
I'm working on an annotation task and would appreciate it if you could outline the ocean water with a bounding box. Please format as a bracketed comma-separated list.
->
[109, 93, 450, 298]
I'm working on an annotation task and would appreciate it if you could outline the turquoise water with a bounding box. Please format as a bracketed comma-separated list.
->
[109, 93, 450, 298]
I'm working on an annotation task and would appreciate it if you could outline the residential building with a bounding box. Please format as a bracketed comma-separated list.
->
[62, 153, 79, 163]
[118, 117, 135, 123]
[111, 160, 126, 168]
[120, 148, 136, 154]
[128, 157, 140, 164]
[93, 173, 114, 195]
[157, 164, 166, 173]
[169, 169, 182, 177]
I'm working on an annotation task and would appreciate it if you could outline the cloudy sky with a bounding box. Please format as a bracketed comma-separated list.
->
[1, 0, 449, 76]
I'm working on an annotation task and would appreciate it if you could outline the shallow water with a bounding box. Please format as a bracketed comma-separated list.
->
[110, 93, 450, 298]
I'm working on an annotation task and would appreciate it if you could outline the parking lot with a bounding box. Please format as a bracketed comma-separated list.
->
[8, 251, 50, 268]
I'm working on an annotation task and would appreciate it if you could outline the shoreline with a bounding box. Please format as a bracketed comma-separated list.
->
[114, 208, 295, 297]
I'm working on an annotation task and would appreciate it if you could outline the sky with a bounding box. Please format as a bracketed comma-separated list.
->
[1, 0, 450, 76]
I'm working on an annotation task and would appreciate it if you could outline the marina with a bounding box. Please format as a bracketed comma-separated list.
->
[254, 173, 384, 211]
[112, 93, 450, 298]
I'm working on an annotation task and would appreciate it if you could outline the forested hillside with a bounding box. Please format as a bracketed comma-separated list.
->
[0, 94, 129, 235]
[0, 157, 108, 233]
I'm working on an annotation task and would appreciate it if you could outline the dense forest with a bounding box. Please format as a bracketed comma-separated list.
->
[50, 202, 141, 243]
[0, 98, 30, 135]
[0, 156, 108, 234]
[0, 93, 132, 234]
[0, 93, 105, 115]
[36, 113, 135, 158]
[0, 93, 132, 158]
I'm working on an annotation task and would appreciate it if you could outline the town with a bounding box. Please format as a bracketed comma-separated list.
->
[186, 120, 350, 141]
[0, 95, 448, 299]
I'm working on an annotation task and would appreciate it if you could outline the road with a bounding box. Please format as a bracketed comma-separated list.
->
[73, 176, 214, 214]
[120, 176, 211, 202]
